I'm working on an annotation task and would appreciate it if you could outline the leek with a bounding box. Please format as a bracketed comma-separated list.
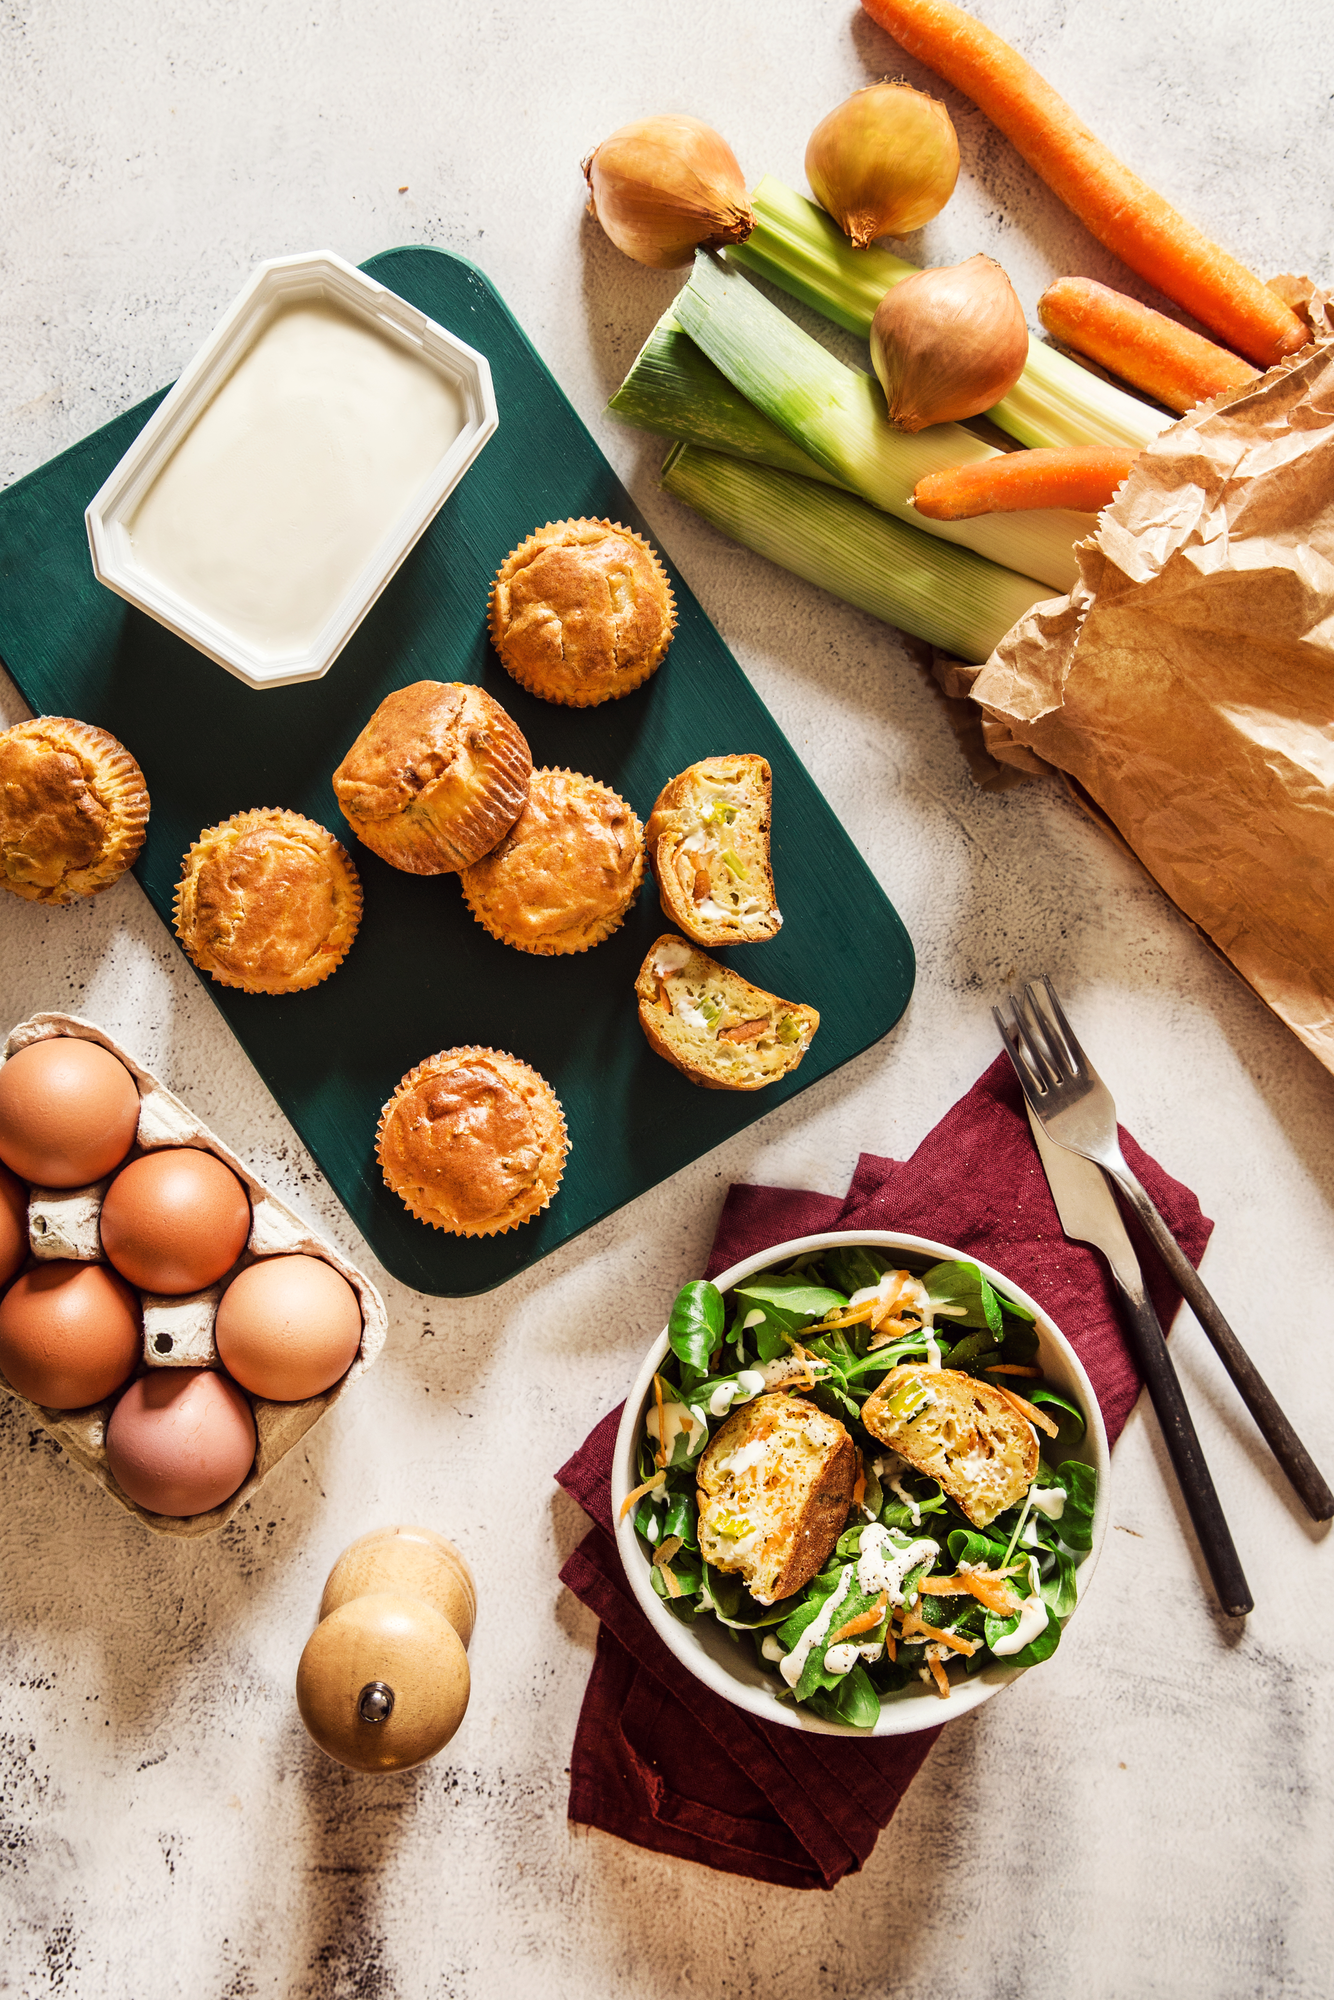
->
[732, 177, 1170, 454]
[607, 310, 847, 486]
[660, 442, 1052, 664]
[675, 251, 1084, 594]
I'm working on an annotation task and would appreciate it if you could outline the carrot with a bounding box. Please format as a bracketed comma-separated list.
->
[827, 1591, 888, 1647]
[619, 1469, 666, 1519]
[926, 1653, 952, 1697]
[858, 0, 1307, 367]
[1039, 277, 1260, 414]
[992, 1382, 1061, 1439]
[912, 449, 1136, 519]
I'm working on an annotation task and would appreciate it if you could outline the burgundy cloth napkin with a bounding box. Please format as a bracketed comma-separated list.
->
[555, 1054, 1212, 1889]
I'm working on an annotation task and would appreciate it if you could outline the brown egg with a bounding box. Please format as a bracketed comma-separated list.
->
[106, 1367, 256, 1516]
[296, 1593, 470, 1772]
[215, 1254, 362, 1402]
[0, 1162, 26, 1290]
[0, 1038, 140, 1188]
[0, 1260, 141, 1408]
[100, 1148, 250, 1294]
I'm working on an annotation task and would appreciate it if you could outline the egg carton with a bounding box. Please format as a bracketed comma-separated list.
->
[0, 1013, 388, 1538]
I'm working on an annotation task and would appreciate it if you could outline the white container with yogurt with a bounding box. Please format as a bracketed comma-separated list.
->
[85, 250, 499, 690]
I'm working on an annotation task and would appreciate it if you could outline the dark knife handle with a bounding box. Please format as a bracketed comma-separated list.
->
[1111, 1270, 1253, 1618]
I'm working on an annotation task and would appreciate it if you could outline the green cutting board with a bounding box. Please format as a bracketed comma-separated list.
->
[0, 246, 914, 1296]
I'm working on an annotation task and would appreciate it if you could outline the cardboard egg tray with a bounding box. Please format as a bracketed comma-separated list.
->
[0, 1012, 387, 1537]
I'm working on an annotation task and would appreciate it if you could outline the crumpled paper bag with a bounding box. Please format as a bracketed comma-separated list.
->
[970, 293, 1334, 1073]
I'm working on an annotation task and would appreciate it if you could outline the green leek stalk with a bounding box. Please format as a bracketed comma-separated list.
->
[732, 177, 1169, 454]
[607, 311, 847, 486]
[661, 442, 1052, 664]
[675, 251, 1083, 594]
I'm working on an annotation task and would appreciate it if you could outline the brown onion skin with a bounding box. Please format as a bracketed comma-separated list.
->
[806, 84, 959, 248]
[584, 115, 754, 270]
[871, 255, 1029, 432]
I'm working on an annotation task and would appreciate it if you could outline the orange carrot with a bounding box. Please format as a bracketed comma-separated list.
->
[912, 449, 1136, 519]
[858, 0, 1307, 367]
[1039, 277, 1261, 413]
[827, 1591, 888, 1647]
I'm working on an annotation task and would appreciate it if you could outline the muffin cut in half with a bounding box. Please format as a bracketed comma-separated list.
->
[460, 767, 644, 955]
[635, 935, 818, 1090]
[377, 1046, 567, 1237]
[645, 754, 781, 947]
[696, 1393, 855, 1605]
[332, 681, 532, 875]
[488, 517, 676, 707]
[0, 717, 149, 905]
[173, 808, 362, 994]
[860, 1366, 1039, 1530]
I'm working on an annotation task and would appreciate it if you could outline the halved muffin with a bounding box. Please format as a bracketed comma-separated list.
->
[488, 518, 676, 707]
[0, 717, 149, 905]
[645, 754, 781, 946]
[634, 935, 818, 1090]
[860, 1366, 1039, 1529]
[459, 767, 644, 955]
[377, 1046, 567, 1236]
[332, 681, 532, 874]
[173, 808, 362, 993]
[696, 1393, 855, 1604]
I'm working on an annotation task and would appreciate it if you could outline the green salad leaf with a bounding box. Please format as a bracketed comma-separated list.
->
[822, 1244, 890, 1297]
[668, 1280, 725, 1373]
[1053, 1459, 1098, 1551]
[922, 1260, 1005, 1333]
[1029, 1386, 1087, 1447]
[732, 1274, 848, 1360]
[985, 1602, 1061, 1670]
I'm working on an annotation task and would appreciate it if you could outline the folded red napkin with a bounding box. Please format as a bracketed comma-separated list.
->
[555, 1053, 1212, 1889]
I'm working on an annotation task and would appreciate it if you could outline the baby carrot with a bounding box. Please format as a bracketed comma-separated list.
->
[912, 449, 1137, 520]
[1040, 278, 1261, 413]
[859, 0, 1307, 367]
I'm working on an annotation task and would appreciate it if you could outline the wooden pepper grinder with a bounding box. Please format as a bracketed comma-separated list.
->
[296, 1527, 475, 1773]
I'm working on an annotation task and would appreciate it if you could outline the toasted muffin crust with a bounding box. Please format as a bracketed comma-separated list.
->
[488, 518, 676, 707]
[377, 1047, 568, 1236]
[459, 767, 645, 955]
[645, 753, 781, 947]
[634, 934, 818, 1090]
[173, 808, 362, 994]
[332, 681, 532, 875]
[860, 1366, 1039, 1529]
[0, 717, 149, 904]
[696, 1393, 856, 1604]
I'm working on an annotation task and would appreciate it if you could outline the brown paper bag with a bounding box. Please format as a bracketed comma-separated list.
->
[970, 296, 1334, 1074]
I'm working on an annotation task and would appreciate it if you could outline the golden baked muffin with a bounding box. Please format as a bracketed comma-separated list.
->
[459, 767, 644, 955]
[696, 1394, 856, 1604]
[488, 517, 676, 707]
[173, 808, 362, 994]
[332, 681, 532, 874]
[377, 1047, 567, 1236]
[860, 1366, 1039, 1529]
[635, 935, 818, 1090]
[0, 716, 149, 904]
[645, 754, 781, 947]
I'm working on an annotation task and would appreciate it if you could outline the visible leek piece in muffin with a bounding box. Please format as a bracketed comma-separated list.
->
[377, 1047, 568, 1236]
[696, 1393, 856, 1604]
[634, 934, 818, 1090]
[0, 717, 149, 904]
[860, 1366, 1039, 1529]
[645, 753, 781, 946]
[173, 808, 363, 993]
[459, 767, 644, 955]
[488, 517, 676, 707]
[332, 681, 532, 875]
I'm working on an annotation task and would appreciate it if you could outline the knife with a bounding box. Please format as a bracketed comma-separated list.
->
[1026, 1104, 1253, 1618]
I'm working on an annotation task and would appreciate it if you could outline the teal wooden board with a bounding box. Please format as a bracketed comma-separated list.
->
[0, 246, 915, 1296]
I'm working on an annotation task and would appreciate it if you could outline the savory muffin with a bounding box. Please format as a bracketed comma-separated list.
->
[696, 1394, 855, 1604]
[635, 935, 818, 1090]
[0, 716, 149, 904]
[488, 517, 676, 707]
[459, 767, 644, 955]
[377, 1046, 567, 1236]
[861, 1367, 1039, 1529]
[173, 808, 362, 993]
[332, 681, 532, 874]
[645, 754, 781, 947]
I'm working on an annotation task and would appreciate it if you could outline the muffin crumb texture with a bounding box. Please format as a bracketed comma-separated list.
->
[460, 767, 644, 955]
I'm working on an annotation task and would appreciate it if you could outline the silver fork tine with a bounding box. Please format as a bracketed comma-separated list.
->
[1031, 976, 1086, 1079]
[1016, 985, 1065, 1088]
[991, 1000, 1044, 1099]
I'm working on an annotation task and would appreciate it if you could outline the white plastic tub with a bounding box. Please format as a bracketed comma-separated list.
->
[85, 250, 499, 690]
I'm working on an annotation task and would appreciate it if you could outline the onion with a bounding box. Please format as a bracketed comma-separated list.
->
[871, 255, 1030, 432]
[806, 83, 959, 248]
[583, 116, 754, 270]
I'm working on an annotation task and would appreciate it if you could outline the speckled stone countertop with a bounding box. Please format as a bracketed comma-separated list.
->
[2, 3, 1332, 1995]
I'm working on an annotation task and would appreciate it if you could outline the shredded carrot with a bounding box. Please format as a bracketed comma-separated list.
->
[993, 1382, 1060, 1438]
[718, 1016, 768, 1044]
[652, 1534, 684, 1569]
[619, 1470, 666, 1520]
[929, 1569, 1024, 1615]
[985, 1364, 1043, 1377]
[827, 1591, 888, 1647]
[852, 1462, 867, 1512]
[927, 1652, 952, 1698]
[655, 978, 672, 1014]
[885, 1634, 897, 1663]
[899, 1607, 977, 1656]
[660, 1564, 682, 1599]
[913, 449, 1137, 520]
[867, 1317, 922, 1351]
[652, 1372, 668, 1469]
[1039, 276, 1260, 414]
[858, 0, 1307, 367]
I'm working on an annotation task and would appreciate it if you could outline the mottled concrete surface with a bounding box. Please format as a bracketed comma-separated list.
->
[2, 2, 1333, 1995]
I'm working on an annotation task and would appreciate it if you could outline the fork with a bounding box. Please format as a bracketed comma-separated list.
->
[996, 978, 1334, 1523]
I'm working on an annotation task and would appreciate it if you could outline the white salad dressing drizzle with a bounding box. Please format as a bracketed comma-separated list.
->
[991, 1554, 1050, 1657]
[1030, 1485, 1067, 1521]
[645, 1399, 707, 1459]
[719, 1437, 770, 1477]
[779, 1567, 853, 1687]
[855, 1525, 939, 1604]
[760, 1634, 786, 1663]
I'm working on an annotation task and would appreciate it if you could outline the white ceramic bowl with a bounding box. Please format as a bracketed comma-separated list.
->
[612, 1230, 1111, 1737]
